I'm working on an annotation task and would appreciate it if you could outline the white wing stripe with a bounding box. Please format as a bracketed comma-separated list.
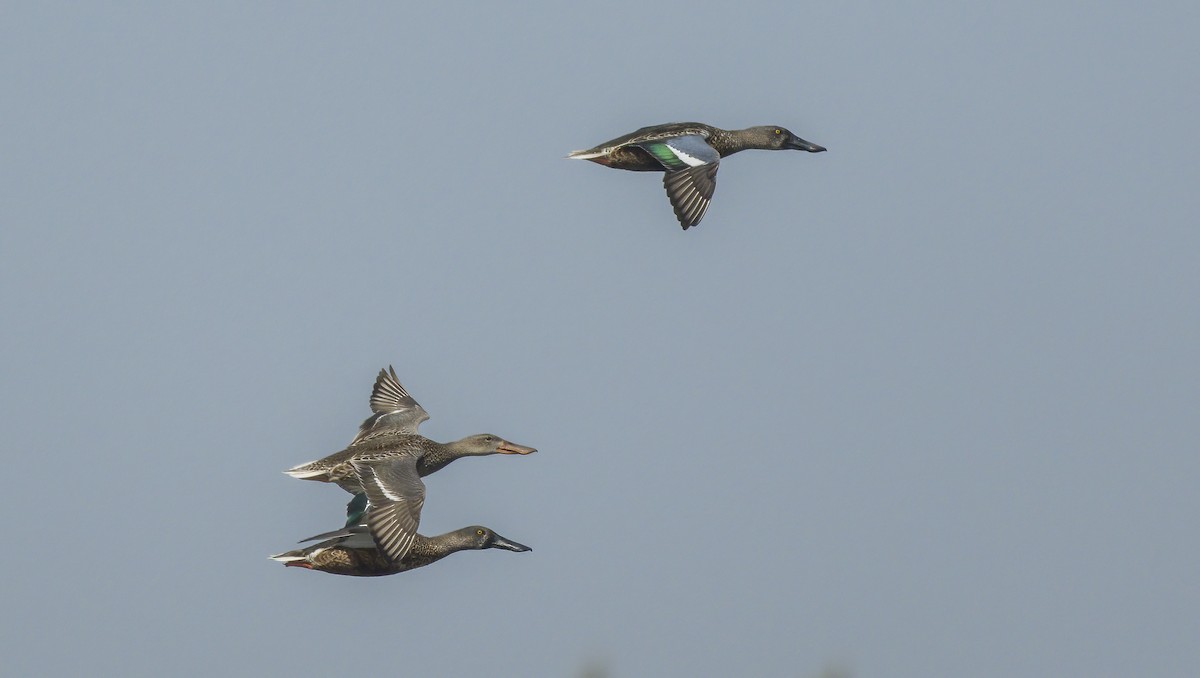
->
[666, 143, 709, 167]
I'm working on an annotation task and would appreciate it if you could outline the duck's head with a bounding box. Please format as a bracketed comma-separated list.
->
[461, 526, 533, 552]
[453, 433, 538, 456]
[746, 126, 827, 152]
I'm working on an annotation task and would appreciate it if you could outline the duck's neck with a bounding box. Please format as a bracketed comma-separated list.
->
[416, 441, 456, 475]
[720, 127, 777, 155]
[702, 127, 750, 157]
[403, 531, 474, 570]
[416, 438, 483, 476]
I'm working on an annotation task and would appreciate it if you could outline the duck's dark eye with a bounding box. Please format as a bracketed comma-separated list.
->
[476, 529, 485, 536]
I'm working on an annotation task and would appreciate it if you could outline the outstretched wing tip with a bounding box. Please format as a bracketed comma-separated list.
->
[662, 163, 719, 229]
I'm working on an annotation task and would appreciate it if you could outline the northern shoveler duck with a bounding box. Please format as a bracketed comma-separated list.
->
[283, 366, 536, 560]
[569, 122, 826, 229]
[270, 524, 531, 577]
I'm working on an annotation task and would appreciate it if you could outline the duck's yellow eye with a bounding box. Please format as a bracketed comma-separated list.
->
[774, 129, 781, 135]
[476, 529, 485, 536]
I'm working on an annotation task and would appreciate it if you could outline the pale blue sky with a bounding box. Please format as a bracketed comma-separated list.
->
[2, 3, 1198, 677]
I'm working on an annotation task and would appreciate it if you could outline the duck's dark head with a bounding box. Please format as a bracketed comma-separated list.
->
[463, 526, 533, 552]
[454, 433, 538, 456]
[746, 126, 826, 153]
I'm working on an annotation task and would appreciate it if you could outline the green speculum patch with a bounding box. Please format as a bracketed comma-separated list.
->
[646, 143, 685, 169]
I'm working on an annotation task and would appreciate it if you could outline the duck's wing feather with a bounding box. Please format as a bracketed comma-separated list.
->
[635, 135, 720, 170]
[634, 135, 720, 229]
[343, 491, 368, 527]
[296, 523, 374, 549]
[352, 455, 425, 563]
[350, 366, 430, 443]
[662, 162, 719, 230]
[621, 123, 712, 146]
[571, 123, 712, 157]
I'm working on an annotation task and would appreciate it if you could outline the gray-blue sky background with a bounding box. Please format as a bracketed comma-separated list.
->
[3, 3, 1198, 676]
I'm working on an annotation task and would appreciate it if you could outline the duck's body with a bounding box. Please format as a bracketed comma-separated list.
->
[285, 367, 535, 493]
[285, 430, 533, 494]
[270, 525, 531, 577]
[569, 122, 826, 229]
[283, 366, 536, 562]
[572, 123, 725, 171]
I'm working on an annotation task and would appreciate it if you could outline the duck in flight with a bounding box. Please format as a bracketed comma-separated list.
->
[569, 122, 826, 230]
[283, 366, 536, 563]
[270, 522, 531, 577]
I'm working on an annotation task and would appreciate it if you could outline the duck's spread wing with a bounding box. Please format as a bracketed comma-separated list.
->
[635, 134, 720, 171]
[352, 455, 425, 562]
[662, 163, 719, 230]
[351, 366, 431, 444]
[633, 135, 720, 229]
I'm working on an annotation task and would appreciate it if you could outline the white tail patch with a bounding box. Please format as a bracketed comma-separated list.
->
[269, 553, 306, 562]
[567, 149, 605, 160]
[283, 464, 326, 479]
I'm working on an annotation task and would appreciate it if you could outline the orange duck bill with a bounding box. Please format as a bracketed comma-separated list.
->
[496, 440, 537, 455]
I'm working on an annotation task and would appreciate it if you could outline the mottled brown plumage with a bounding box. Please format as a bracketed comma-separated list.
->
[284, 366, 536, 494]
[282, 366, 537, 562]
[271, 526, 531, 577]
[285, 432, 536, 493]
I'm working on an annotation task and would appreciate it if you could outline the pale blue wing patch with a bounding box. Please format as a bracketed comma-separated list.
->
[637, 135, 719, 171]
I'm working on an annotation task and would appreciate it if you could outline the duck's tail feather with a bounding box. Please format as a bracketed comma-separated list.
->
[269, 549, 307, 563]
[282, 462, 326, 480]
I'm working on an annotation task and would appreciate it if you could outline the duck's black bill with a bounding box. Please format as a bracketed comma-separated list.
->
[489, 534, 532, 552]
[787, 136, 827, 153]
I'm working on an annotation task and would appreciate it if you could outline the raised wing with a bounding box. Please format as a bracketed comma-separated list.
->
[350, 366, 431, 444]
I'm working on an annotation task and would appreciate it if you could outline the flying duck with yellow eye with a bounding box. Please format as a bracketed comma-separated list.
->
[270, 523, 531, 577]
[569, 122, 826, 230]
